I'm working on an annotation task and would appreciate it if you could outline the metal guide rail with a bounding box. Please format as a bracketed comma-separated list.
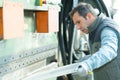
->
[0, 44, 58, 77]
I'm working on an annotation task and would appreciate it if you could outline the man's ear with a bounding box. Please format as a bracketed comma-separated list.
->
[86, 12, 92, 19]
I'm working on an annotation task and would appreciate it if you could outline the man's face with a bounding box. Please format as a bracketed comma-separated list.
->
[72, 12, 90, 34]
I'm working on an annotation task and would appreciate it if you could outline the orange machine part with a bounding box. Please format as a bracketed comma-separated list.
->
[35, 11, 48, 33]
[0, 8, 3, 39]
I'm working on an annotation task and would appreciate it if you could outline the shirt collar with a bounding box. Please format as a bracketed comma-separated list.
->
[88, 13, 106, 33]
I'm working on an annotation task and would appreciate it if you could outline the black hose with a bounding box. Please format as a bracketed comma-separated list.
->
[58, 0, 75, 80]
[57, 2, 67, 65]
[99, 0, 111, 17]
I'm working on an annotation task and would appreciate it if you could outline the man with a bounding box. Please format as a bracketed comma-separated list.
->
[69, 2, 120, 80]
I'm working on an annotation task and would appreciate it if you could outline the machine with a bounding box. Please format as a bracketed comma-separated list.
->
[0, 0, 116, 80]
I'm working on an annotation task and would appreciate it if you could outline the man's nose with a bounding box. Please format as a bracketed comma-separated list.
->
[76, 25, 81, 30]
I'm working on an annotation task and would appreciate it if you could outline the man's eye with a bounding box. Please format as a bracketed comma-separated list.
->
[77, 21, 81, 24]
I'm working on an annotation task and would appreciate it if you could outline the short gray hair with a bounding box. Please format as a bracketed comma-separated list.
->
[69, 2, 97, 19]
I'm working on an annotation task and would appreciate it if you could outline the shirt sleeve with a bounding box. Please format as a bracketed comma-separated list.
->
[81, 27, 118, 71]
